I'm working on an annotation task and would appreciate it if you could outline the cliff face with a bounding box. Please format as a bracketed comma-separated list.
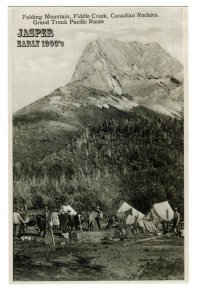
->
[71, 39, 183, 113]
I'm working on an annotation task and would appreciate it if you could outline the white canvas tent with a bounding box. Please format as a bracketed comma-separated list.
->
[144, 201, 174, 222]
[137, 219, 159, 234]
[59, 204, 77, 215]
[117, 201, 144, 225]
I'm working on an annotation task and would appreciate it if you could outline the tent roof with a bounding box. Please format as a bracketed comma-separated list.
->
[145, 201, 174, 222]
[60, 205, 77, 215]
[117, 201, 144, 219]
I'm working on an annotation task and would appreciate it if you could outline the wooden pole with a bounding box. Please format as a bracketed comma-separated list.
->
[123, 235, 162, 246]
[50, 225, 55, 246]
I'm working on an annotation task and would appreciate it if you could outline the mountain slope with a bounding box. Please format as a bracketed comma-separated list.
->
[71, 39, 183, 115]
[15, 39, 183, 124]
[13, 39, 184, 162]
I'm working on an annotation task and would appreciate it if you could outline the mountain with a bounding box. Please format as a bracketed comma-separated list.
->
[71, 39, 183, 115]
[15, 39, 183, 122]
[14, 39, 183, 162]
[13, 39, 184, 213]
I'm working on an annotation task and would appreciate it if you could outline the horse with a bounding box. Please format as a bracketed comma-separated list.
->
[25, 214, 47, 237]
[73, 213, 83, 231]
[107, 214, 116, 229]
[59, 212, 84, 233]
[82, 211, 98, 231]
[59, 212, 73, 233]
[87, 212, 96, 231]
[36, 214, 47, 237]
[107, 208, 133, 229]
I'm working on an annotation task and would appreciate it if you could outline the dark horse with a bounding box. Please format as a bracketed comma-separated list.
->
[73, 213, 83, 231]
[26, 214, 47, 237]
[59, 213, 73, 233]
[59, 213, 83, 233]
[107, 208, 133, 229]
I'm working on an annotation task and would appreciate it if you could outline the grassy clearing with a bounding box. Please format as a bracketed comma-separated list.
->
[13, 235, 184, 281]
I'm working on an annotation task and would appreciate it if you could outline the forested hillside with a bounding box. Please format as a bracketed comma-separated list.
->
[13, 108, 184, 216]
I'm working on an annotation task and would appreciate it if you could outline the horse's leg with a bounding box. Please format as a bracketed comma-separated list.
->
[68, 223, 72, 233]
[112, 218, 115, 228]
[70, 225, 72, 234]
[43, 226, 46, 238]
[123, 216, 126, 228]
[38, 227, 42, 236]
[64, 223, 67, 233]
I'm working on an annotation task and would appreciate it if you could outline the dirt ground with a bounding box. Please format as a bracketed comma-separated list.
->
[13, 228, 184, 281]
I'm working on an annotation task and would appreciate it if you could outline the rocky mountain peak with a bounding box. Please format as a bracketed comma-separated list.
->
[71, 39, 183, 97]
[15, 38, 184, 123]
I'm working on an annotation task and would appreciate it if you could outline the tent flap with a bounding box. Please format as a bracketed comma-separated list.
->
[117, 201, 144, 224]
[145, 201, 174, 222]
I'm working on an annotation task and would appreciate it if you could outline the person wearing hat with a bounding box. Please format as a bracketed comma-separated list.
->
[96, 206, 103, 231]
[172, 207, 180, 236]
[13, 207, 26, 238]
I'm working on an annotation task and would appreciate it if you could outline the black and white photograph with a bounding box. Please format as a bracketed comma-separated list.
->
[10, 6, 187, 282]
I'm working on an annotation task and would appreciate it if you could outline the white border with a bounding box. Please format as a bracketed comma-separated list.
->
[1, 0, 199, 299]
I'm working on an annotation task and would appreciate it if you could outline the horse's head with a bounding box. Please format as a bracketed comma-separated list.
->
[25, 214, 37, 226]
[125, 208, 133, 216]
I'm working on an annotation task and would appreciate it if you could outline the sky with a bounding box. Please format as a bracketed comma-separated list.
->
[10, 6, 187, 112]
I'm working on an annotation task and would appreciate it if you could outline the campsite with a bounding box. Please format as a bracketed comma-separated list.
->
[13, 201, 184, 281]
[12, 24, 185, 281]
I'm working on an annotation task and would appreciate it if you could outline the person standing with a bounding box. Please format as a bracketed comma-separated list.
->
[50, 209, 60, 230]
[96, 206, 103, 231]
[88, 210, 95, 231]
[43, 205, 50, 221]
[43, 205, 50, 230]
[13, 207, 26, 238]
